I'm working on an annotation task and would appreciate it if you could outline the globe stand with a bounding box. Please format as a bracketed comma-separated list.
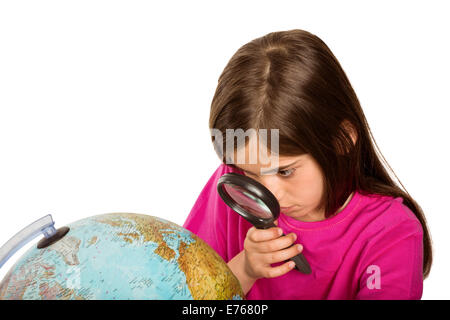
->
[0, 214, 66, 269]
[37, 226, 70, 249]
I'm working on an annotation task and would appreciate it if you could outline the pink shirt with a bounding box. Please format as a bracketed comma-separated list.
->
[183, 163, 424, 300]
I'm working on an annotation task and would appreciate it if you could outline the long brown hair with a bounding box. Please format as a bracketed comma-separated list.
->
[208, 29, 432, 279]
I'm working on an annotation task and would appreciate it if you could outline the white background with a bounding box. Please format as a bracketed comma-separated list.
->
[0, 0, 448, 299]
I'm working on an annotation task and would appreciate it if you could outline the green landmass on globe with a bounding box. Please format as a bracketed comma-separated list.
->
[0, 213, 244, 300]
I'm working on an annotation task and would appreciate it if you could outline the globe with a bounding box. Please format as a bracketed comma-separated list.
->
[0, 213, 244, 300]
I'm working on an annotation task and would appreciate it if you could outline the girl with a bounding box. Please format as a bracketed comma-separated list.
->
[183, 29, 432, 299]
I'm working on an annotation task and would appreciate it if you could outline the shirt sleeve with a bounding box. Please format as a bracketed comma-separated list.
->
[182, 163, 236, 262]
[355, 212, 424, 300]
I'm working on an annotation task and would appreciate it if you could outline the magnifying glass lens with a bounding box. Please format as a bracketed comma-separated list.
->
[222, 183, 273, 219]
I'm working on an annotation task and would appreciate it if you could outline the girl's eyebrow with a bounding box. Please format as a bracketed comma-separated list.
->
[235, 159, 300, 175]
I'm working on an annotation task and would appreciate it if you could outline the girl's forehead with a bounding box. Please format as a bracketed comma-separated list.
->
[232, 140, 301, 162]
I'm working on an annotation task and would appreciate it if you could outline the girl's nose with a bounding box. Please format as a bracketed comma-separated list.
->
[260, 175, 284, 203]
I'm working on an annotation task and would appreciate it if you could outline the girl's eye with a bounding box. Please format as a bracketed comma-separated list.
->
[278, 168, 295, 177]
[244, 168, 295, 178]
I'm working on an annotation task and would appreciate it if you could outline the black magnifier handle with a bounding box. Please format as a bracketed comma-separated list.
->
[259, 221, 312, 274]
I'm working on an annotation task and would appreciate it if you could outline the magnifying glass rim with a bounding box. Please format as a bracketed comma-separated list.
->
[217, 172, 280, 224]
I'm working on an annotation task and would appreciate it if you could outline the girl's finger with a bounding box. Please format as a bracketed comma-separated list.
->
[257, 233, 297, 253]
[263, 260, 296, 278]
[264, 242, 303, 264]
[248, 227, 282, 242]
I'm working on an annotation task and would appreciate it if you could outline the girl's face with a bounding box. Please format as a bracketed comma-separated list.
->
[232, 141, 326, 222]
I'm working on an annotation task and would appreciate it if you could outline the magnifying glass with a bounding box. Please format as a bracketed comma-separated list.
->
[217, 172, 312, 274]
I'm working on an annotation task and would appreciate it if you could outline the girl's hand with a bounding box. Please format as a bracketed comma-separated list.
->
[242, 224, 303, 280]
